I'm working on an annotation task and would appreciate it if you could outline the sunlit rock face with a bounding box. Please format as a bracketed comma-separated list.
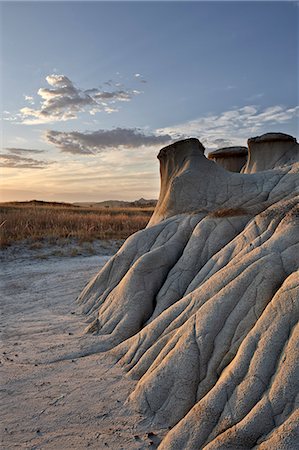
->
[78, 134, 299, 450]
[208, 146, 248, 172]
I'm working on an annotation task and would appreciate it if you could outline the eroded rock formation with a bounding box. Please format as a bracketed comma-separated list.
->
[242, 132, 298, 173]
[77, 133, 299, 449]
[208, 146, 248, 172]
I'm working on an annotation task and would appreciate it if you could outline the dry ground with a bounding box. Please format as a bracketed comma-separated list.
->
[0, 247, 166, 449]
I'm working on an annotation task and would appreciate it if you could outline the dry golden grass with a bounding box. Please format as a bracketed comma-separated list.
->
[209, 207, 249, 218]
[0, 202, 154, 247]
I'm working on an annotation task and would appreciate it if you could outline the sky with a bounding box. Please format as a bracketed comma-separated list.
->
[1, 0, 298, 202]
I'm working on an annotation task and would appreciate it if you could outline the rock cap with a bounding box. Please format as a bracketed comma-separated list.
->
[158, 138, 204, 160]
[208, 146, 248, 159]
[248, 132, 297, 145]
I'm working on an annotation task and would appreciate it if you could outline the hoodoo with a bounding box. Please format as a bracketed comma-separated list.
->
[208, 146, 248, 172]
[242, 132, 299, 173]
[77, 133, 299, 449]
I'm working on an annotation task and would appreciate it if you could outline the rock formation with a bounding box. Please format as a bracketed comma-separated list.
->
[208, 146, 248, 172]
[242, 132, 298, 173]
[77, 133, 299, 449]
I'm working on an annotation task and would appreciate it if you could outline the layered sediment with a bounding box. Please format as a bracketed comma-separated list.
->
[208, 146, 248, 172]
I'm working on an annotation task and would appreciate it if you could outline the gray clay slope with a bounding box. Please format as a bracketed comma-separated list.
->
[77, 134, 299, 449]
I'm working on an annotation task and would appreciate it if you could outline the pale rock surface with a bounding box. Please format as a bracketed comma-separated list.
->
[77, 135, 299, 449]
[208, 146, 248, 172]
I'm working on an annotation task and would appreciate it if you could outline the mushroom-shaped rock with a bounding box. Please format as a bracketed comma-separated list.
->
[242, 132, 299, 173]
[148, 138, 231, 225]
[208, 146, 248, 172]
[76, 133, 299, 450]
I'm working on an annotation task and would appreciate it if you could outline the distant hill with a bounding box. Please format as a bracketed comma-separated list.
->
[74, 198, 157, 208]
[2, 200, 78, 208]
[2, 199, 157, 209]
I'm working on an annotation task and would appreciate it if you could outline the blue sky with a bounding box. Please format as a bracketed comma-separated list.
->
[1, 1, 298, 202]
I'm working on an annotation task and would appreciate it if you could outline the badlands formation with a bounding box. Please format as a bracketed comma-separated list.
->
[78, 133, 299, 449]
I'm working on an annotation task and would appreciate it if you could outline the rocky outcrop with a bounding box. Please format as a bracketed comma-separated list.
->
[77, 133, 299, 449]
[208, 146, 248, 172]
[243, 132, 298, 173]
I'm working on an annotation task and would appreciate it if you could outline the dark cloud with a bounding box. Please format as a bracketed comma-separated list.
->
[18, 74, 142, 124]
[0, 154, 51, 169]
[46, 128, 173, 155]
[92, 90, 136, 101]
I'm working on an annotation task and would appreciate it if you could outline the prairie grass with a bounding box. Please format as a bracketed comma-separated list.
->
[0, 202, 154, 248]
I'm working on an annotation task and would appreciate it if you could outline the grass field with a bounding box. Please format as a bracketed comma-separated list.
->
[0, 201, 154, 248]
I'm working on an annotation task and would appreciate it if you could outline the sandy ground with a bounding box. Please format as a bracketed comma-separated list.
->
[0, 243, 165, 449]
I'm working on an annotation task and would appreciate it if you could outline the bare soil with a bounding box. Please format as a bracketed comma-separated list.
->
[0, 243, 165, 449]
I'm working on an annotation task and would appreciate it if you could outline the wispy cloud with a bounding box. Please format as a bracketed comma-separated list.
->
[24, 95, 35, 105]
[245, 92, 264, 102]
[8, 74, 142, 125]
[1, 147, 51, 169]
[44, 104, 298, 155]
[134, 73, 147, 83]
[0, 154, 51, 169]
[45, 128, 172, 155]
[158, 105, 299, 150]
[5, 147, 45, 155]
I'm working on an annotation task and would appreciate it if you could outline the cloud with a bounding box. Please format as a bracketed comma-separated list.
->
[245, 93, 264, 101]
[24, 95, 35, 105]
[0, 154, 51, 169]
[16, 74, 142, 124]
[158, 105, 299, 150]
[45, 128, 172, 155]
[134, 73, 147, 83]
[5, 147, 45, 155]
[44, 104, 298, 156]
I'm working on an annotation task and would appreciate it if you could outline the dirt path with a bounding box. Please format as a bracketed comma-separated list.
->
[0, 252, 161, 449]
